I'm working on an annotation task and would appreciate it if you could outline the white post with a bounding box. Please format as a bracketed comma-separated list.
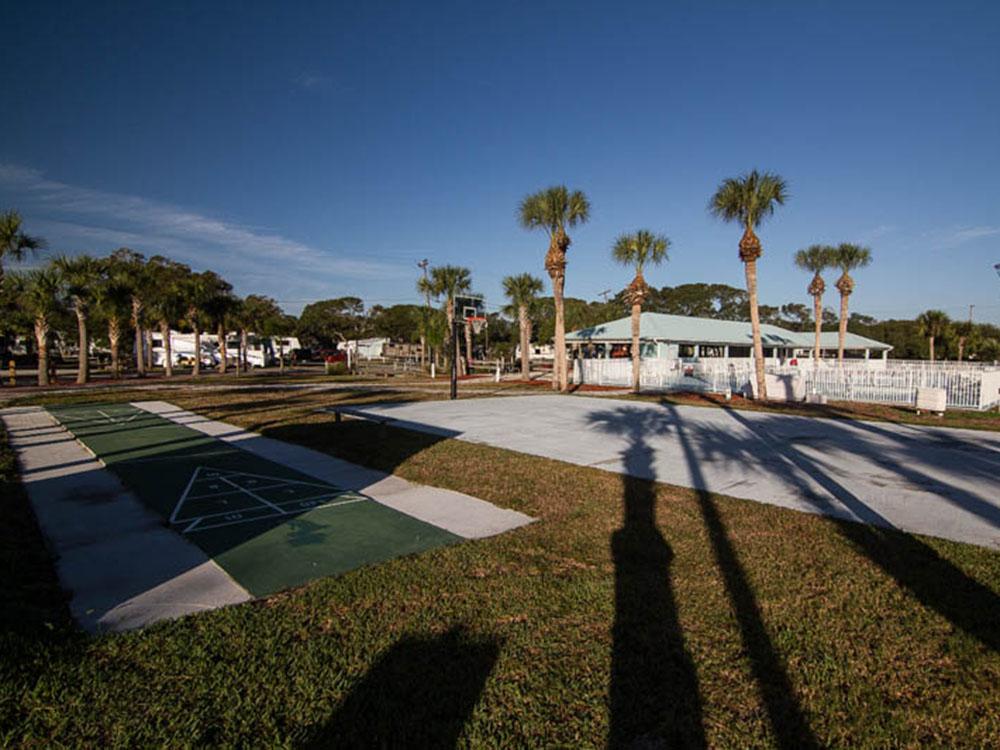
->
[495, 360, 501, 383]
[431, 362, 436, 379]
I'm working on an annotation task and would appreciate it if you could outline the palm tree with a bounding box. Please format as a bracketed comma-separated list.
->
[519, 185, 591, 391]
[502, 273, 544, 379]
[183, 271, 230, 377]
[794, 244, 836, 366]
[54, 255, 102, 384]
[0, 210, 46, 289]
[612, 230, 670, 393]
[427, 265, 472, 373]
[95, 256, 134, 378]
[709, 170, 788, 399]
[108, 249, 150, 376]
[147, 257, 190, 377]
[21, 269, 63, 386]
[203, 285, 237, 375]
[917, 310, 950, 362]
[0, 211, 46, 361]
[831, 243, 872, 363]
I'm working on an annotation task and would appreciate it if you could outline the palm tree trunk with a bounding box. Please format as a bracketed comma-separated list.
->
[35, 317, 49, 387]
[744, 259, 767, 400]
[929, 336, 935, 363]
[132, 297, 145, 376]
[108, 318, 121, 378]
[631, 302, 642, 394]
[74, 305, 89, 385]
[552, 274, 567, 391]
[419, 334, 426, 369]
[812, 293, 823, 367]
[218, 323, 227, 374]
[838, 293, 849, 364]
[145, 330, 153, 372]
[957, 336, 965, 362]
[161, 321, 173, 377]
[192, 323, 201, 377]
[241, 329, 249, 373]
[279, 339, 285, 374]
[519, 304, 530, 378]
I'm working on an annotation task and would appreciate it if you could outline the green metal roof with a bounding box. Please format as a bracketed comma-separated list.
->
[565, 312, 892, 351]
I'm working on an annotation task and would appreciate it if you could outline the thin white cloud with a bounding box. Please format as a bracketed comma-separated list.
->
[924, 224, 1000, 249]
[0, 164, 411, 309]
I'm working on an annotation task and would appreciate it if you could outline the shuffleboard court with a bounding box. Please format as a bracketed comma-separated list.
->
[48, 403, 461, 596]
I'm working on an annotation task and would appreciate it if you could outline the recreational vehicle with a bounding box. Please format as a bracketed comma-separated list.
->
[150, 331, 221, 367]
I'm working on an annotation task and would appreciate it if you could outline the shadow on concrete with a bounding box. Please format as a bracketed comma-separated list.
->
[302, 627, 500, 749]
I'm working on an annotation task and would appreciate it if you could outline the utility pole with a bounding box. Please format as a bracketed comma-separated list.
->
[418, 259, 430, 369]
[598, 289, 612, 303]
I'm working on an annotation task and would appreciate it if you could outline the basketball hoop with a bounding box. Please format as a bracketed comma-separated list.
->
[467, 316, 487, 335]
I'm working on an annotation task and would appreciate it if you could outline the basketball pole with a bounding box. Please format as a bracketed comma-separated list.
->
[450, 318, 459, 400]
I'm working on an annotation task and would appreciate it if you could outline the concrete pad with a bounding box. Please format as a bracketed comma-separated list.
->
[341, 395, 1000, 550]
[132, 401, 533, 540]
[0, 406, 251, 633]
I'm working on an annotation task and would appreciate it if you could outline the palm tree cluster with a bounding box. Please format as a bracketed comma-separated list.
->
[0, 219, 292, 386]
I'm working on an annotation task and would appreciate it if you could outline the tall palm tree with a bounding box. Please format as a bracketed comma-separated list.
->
[427, 265, 471, 373]
[108, 248, 150, 376]
[0, 211, 46, 361]
[519, 185, 591, 391]
[794, 244, 836, 366]
[147, 256, 190, 377]
[21, 268, 63, 386]
[96, 256, 134, 378]
[709, 170, 788, 399]
[612, 230, 670, 393]
[203, 284, 237, 374]
[54, 254, 102, 384]
[183, 271, 229, 377]
[832, 243, 872, 363]
[0, 210, 46, 289]
[502, 273, 544, 379]
[917, 310, 950, 362]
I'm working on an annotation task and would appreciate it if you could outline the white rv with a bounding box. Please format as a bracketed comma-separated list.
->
[150, 331, 221, 367]
[225, 334, 276, 368]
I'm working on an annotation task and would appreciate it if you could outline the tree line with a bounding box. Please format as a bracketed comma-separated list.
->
[0, 212, 296, 385]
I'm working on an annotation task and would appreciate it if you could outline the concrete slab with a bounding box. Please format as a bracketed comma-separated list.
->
[341, 395, 1000, 549]
[132, 401, 534, 540]
[0, 406, 251, 633]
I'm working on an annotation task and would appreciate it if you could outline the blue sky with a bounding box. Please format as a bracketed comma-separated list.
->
[2, 1, 999, 322]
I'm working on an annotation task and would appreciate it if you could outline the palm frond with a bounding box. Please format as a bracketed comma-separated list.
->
[834, 243, 872, 272]
[612, 230, 669, 273]
[794, 244, 835, 273]
[709, 169, 788, 227]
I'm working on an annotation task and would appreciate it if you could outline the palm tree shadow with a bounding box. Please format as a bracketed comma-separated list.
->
[720, 406, 1000, 653]
[588, 409, 706, 748]
[660, 405, 819, 749]
[303, 626, 500, 749]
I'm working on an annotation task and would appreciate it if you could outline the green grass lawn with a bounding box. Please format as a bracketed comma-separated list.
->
[2, 387, 999, 747]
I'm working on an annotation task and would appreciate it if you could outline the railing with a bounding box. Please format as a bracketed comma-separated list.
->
[572, 357, 1000, 410]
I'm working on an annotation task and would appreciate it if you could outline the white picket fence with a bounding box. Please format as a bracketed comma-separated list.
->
[572, 358, 1000, 411]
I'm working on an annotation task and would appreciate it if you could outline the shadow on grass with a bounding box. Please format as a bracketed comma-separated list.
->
[591, 406, 818, 749]
[588, 409, 707, 747]
[303, 627, 500, 749]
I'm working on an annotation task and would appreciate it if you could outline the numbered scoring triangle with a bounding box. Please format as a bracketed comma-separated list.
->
[169, 466, 364, 532]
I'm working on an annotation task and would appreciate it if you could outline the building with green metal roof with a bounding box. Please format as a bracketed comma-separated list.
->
[565, 312, 892, 363]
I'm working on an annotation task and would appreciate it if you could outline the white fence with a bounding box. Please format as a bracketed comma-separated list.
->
[572, 358, 1000, 411]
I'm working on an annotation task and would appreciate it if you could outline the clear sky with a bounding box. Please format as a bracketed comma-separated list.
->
[2, 1, 999, 322]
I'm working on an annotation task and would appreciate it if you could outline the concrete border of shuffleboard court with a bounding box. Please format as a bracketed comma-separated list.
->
[0, 406, 252, 633]
[131, 401, 533, 539]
